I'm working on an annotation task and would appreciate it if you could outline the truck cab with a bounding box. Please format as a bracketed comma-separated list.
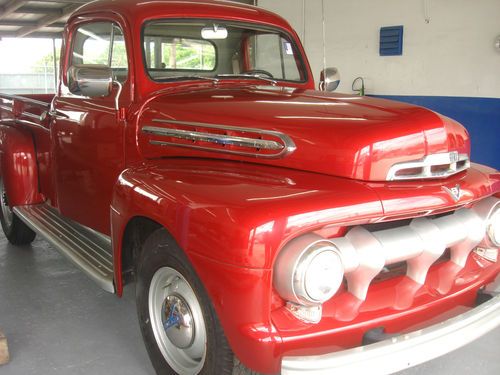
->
[0, 1, 499, 374]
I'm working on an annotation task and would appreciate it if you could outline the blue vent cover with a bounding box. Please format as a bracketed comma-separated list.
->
[380, 26, 404, 56]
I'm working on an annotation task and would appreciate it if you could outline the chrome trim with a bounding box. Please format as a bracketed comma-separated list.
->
[387, 152, 470, 181]
[149, 267, 207, 374]
[113, 81, 122, 112]
[48, 109, 69, 120]
[21, 111, 44, 121]
[279, 197, 498, 301]
[13, 204, 115, 293]
[487, 206, 500, 247]
[67, 64, 113, 97]
[0, 104, 13, 112]
[442, 184, 462, 202]
[14, 119, 50, 132]
[0, 93, 49, 108]
[274, 234, 345, 306]
[144, 126, 284, 151]
[216, 73, 277, 86]
[143, 119, 296, 159]
[475, 198, 500, 248]
[282, 293, 500, 375]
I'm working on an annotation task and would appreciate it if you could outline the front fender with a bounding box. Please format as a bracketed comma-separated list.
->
[110, 158, 382, 373]
[111, 158, 383, 271]
[109, 158, 499, 374]
[0, 124, 42, 206]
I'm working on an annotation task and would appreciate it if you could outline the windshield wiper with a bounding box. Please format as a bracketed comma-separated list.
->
[185, 75, 220, 83]
[157, 75, 220, 83]
[216, 74, 277, 86]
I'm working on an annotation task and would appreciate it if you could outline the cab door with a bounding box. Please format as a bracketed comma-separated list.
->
[52, 20, 131, 234]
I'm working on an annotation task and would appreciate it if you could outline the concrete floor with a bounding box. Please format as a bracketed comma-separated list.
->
[0, 233, 499, 375]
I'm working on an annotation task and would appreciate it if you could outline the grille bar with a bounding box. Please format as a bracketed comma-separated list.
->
[328, 197, 498, 300]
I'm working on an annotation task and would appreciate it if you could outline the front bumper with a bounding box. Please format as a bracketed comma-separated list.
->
[282, 277, 500, 375]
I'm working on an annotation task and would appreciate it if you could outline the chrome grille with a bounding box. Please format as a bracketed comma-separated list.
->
[328, 197, 499, 300]
[387, 152, 470, 181]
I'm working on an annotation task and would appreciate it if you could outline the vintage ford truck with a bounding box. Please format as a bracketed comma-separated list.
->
[0, 1, 499, 374]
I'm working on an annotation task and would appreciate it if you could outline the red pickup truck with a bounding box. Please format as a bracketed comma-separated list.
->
[0, 1, 499, 374]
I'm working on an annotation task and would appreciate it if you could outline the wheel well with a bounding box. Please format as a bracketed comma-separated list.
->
[121, 216, 162, 285]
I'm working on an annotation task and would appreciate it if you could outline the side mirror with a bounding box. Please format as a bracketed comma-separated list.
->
[67, 64, 113, 97]
[319, 67, 340, 92]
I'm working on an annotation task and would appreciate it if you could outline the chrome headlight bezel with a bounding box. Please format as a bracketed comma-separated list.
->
[487, 205, 500, 247]
[473, 197, 500, 250]
[274, 234, 345, 306]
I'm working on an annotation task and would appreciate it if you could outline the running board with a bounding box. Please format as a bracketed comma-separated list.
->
[13, 204, 115, 293]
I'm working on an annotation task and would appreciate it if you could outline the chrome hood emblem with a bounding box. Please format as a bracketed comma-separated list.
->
[442, 184, 463, 202]
[387, 152, 470, 181]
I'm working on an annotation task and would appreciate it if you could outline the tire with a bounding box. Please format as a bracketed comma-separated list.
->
[0, 177, 36, 245]
[136, 228, 234, 375]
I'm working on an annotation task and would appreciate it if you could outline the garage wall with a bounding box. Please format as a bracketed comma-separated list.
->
[257, 0, 500, 170]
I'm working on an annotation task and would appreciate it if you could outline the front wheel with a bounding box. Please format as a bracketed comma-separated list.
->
[0, 177, 36, 245]
[136, 229, 234, 375]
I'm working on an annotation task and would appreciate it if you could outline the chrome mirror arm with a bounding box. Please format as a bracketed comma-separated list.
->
[113, 80, 122, 112]
[112, 80, 125, 121]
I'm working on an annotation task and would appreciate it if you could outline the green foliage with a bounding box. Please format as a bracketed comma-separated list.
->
[111, 42, 128, 68]
[32, 46, 61, 73]
[160, 39, 215, 70]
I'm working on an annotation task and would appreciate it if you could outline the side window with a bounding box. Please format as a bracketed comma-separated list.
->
[71, 22, 128, 83]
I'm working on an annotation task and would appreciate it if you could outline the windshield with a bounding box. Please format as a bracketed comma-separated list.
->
[143, 20, 306, 83]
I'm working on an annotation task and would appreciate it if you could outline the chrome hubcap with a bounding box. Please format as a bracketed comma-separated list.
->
[149, 267, 206, 374]
[162, 295, 194, 349]
[0, 179, 13, 229]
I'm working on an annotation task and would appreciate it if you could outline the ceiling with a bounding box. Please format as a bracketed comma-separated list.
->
[0, 0, 256, 39]
[0, 0, 90, 39]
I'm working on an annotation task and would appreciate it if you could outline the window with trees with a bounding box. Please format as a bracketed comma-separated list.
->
[71, 22, 128, 83]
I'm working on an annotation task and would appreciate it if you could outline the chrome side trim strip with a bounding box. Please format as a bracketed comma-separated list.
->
[144, 126, 284, 150]
[14, 119, 50, 132]
[20, 111, 44, 121]
[282, 293, 500, 375]
[13, 204, 115, 293]
[144, 119, 296, 159]
[0, 93, 50, 108]
[387, 152, 470, 181]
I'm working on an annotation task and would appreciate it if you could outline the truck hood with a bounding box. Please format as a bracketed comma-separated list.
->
[138, 85, 470, 181]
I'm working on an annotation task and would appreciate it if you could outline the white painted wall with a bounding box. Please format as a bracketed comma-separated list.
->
[258, 0, 500, 98]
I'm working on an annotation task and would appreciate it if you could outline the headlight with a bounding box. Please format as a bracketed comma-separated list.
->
[472, 197, 500, 249]
[487, 206, 500, 247]
[274, 234, 344, 306]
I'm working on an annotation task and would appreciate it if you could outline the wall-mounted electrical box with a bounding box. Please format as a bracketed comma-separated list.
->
[380, 26, 404, 56]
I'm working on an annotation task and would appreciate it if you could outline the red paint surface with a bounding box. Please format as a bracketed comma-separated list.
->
[111, 159, 500, 373]
[0, 124, 43, 206]
[0, 1, 499, 373]
[138, 87, 469, 181]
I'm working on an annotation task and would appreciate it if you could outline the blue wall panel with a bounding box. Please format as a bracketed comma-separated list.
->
[373, 96, 500, 170]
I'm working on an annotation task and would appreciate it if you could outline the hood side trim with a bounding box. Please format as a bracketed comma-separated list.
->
[143, 119, 296, 159]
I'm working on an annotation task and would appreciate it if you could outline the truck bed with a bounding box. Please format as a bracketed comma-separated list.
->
[0, 93, 52, 128]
